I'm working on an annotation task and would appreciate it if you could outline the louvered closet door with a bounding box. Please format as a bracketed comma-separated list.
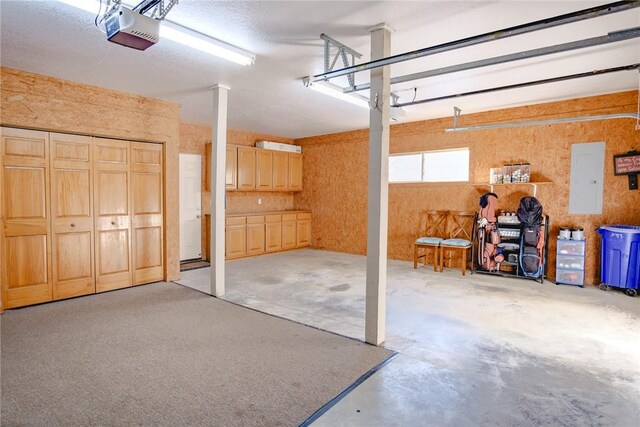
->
[50, 133, 95, 299]
[131, 142, 163, 284]
[94, 139, 132, 292]
[1, 127, 53, 308]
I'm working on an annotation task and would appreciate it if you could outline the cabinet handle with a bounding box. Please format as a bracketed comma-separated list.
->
[70, 223, 76, 228]
[111, 221, 116, 226]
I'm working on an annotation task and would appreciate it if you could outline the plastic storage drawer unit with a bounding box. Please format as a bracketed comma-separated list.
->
[556, 269, 585, 286]
[556, 256, 585, 270]
[597, 225, 640, 296]
[557, 240, 586, 256]
[556, 238, 585, 287]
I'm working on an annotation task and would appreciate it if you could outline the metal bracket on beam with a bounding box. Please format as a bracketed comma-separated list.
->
[453, 107, 462, 129]
[133, 0, 178, 19]
[320, 34, 362, 89]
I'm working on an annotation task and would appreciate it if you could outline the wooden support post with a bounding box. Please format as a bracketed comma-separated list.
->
[365, 24, 393, 346]
[210, 84, 230, 297]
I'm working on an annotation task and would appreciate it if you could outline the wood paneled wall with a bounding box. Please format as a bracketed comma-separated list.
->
[178, 121, 296, 255]
[0, 67, 181, 281]
[294, 91, 640, 285]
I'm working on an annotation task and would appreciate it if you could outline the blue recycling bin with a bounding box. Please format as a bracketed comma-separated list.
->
[597, 225, 640, 294]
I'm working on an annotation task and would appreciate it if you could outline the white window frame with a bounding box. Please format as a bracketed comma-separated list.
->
[389, 147, 470, 184]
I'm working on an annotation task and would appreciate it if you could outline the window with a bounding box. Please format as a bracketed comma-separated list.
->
[389, 148, 469, 183]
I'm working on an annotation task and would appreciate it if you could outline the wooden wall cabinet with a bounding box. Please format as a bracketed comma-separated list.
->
[206, 144, 302, 193]
[205, 144, 238, 190]
[1, 127, 165, 309]
[226, 146, 237, 189]
[288, 153, 303, 191]
[237, 146, 256, 190]
[272, 151, 288, 191]
[255, 150, 273, 190]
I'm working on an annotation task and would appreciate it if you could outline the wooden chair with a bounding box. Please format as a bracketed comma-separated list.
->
[439, 211, 475, 275]
[413, 210, 448, 271]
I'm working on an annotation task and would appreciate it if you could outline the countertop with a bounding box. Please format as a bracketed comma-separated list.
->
[205, 209, 311, 218]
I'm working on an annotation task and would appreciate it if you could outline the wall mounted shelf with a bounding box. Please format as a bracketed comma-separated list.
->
[471, 181, 553, 197]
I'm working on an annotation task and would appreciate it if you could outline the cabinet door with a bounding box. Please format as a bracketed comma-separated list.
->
[226, 146, 237, 189]
[246, 223, 265, 255]
[272, 151, 288, 191]
[207, 144, 238, 190]
[94, 139, 132, 292]
[255, 150, 273, 190]
[288, 153, 303, 191]
[131, 142, 164, 285]
[282, 221, 297, 250]
[1, 127, 53, 308]
[50, 133, 95, 300]
[237, 147, 256, 190]
[296, 219, 311, 247]
[226, 225, 246, 258]
[265, 222, 282, 252]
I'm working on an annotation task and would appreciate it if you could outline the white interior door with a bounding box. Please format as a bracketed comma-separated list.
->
[179, 154, 202, 261]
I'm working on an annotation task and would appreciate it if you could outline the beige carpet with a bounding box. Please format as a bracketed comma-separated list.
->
[1, 282, 392, 426]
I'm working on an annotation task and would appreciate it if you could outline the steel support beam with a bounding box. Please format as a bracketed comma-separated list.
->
[365, 24, 393, 346]
[312, 1, 639, 82]
[210, 84, 230, 297]
[393, 64, 640, 107]
[346, 27, 640, 93]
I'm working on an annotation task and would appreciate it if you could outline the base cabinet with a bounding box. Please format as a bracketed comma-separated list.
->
[246, 219, 266, 256]
[265, 215, 282, 252]
[224, 211, 310, 259]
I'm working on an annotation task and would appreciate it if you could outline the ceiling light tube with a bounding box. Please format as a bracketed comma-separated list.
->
[308, 81, 370, 109]
[57, 0, 255, 65]
[160, 21, 255, 66]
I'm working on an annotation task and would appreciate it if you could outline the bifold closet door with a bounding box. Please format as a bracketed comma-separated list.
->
[94, 139, 132, 292]
[50, 133, 95, 299]
[1, 127, 53, 308]
[131, 142, 163, 284]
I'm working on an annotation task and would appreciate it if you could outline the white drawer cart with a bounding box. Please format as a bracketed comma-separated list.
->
[555, 239, 585, 287]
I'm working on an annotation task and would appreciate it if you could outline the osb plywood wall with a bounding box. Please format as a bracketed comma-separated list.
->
[295, 91, 640, 285]
[0, 67, 183, 280]
[178, 121, 296, 254]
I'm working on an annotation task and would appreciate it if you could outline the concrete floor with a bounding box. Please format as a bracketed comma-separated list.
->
[176, 249, 640, 427]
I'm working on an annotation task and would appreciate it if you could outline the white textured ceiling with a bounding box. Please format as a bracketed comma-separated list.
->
[0, 0, 638, 138]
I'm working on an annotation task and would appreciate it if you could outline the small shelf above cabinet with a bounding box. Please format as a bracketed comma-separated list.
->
[471, 181, 553, 197]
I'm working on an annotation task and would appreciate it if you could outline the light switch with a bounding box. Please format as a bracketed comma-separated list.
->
[258, 198, 262, 205]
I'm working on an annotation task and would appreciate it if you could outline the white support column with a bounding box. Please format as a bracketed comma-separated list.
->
[365, 24, 393, 346]
[210, 84, 230, 296]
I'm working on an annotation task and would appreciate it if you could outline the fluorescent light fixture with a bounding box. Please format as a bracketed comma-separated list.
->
[160, 21, 254, 66]
[57, 0, 255, 65]
[309, 81, 370, 109]
[58, 0, 98, 13]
